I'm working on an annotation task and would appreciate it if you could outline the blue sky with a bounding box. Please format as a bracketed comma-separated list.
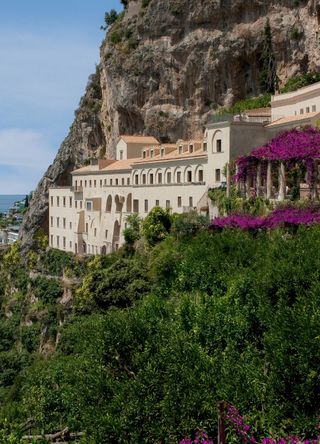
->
[0, 0, 121, 194]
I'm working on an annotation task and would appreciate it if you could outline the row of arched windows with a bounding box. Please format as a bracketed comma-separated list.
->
[106, 193, 132, 213]
[132, 165, 205, 186]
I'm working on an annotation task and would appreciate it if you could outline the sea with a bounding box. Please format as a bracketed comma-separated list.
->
[0, 195, 25, 214]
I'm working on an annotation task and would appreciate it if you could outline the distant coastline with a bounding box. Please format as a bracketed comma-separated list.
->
[0, 195, 25, 214]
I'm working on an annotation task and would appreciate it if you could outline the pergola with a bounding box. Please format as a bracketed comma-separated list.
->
[232, 127, 320, 201]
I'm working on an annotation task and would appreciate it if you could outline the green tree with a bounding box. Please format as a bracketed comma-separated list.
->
[259, 18, 279, 94]
[141, 206, 172, 247]
[101, 9, 118, 31]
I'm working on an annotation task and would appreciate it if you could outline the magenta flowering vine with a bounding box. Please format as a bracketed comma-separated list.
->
[210, 206, 320, 231]
[180, 429, 214, 444]
[234, 127, 320, 186]
[225, 402, 320, 444]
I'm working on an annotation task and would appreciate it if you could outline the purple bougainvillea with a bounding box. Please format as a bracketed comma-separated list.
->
[234, 127, 320, 184]
[210, 206, 320, 231]
[225, 403, 320, 444]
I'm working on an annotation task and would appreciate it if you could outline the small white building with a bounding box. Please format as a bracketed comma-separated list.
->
[49, 81, 320, 255]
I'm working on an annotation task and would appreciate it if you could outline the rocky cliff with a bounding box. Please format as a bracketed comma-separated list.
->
[20, 0, 320, 249]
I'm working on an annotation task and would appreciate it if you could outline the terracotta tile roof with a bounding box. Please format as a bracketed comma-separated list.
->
[120, 135, 159, 144]
[266, 112, 320, 128]
[72, 165, 100, 174]
[102, 158, 139, 171]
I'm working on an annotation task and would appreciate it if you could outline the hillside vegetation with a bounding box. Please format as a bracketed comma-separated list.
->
[1, 210, 320, 443]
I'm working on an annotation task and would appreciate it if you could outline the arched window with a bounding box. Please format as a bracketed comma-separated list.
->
[126, 193, 132, 213]
[106, 195, 112, 212]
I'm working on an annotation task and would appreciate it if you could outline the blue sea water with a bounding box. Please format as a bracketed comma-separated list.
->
[0, 195, 25, 214]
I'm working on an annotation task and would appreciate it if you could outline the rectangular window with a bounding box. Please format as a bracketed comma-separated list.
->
[150, 150, 154, 158]
[50, 235, 53, 246]
[69, 241, 72, 249]
[155, 200, 159, 206]
[75, 201, 78, 209]
[306, 107, 310, 113]
[187, 171, 192, 182]
[127, 178, 130, 185]
[100, 180, 102, 187]
[86, 223, 88, 233]
[300, 108, 304, 115]
[161, 148, 165, 157]
[51, 196, 53, 206]
[133, 199, 139, 213]
[150, 173, 154, 185]
[215, 169, 221, 182]
[69, 197, 72, 207]
[144, 199, 148, 212]
[56, 217, 60, 228]
[116, 178, 119, 186]
[57, 236, 60, 247]
[80, 201, 83, 209]
[166, 200, 171, 209]
[178, 145, 183, 154]
[104, 179, 107, 186]
[63, 197, 66, 207]
[105, 229, 108, 239]
[86, 201, 93, 211]
[70, 222, 72, 229]
[189, 196, 193, 207]
[94, 180, 96, 187]
[94, 228, 97, 236]
[158, 173, 162, 184]
[57, 197, 60, 207]
[167, 172, 172, 184]
[312, 105, 316, 112]
[178, 196, 182, 207]
[189, 144, 194, 153]
[63, 237, 66, 249]
[122, 178, 125, 185]
[203, 142, 207, 151]
[63, 218, 66, 229]
[110, 179, 113, 186]
[89, 180, 92, 187]
[143, 174, 146, 185]
[135, 175, 139, 185]
[177, 171, 181, 183]
[50, 216, 53, 227]
[120, 150, 123, 160]
[216, 140, 222, 152]
[85, 180, 87, 187]
[198, 170, 204, 182]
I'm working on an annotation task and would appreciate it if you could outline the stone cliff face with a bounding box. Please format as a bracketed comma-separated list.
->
[20, 0, 319, 249]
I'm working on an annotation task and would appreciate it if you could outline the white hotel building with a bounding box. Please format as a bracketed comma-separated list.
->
[49, 82, 320, 255]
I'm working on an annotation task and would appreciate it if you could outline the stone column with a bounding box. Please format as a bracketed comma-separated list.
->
[226, 163, 231, 198]
[256, 162, 262, 197]
[278, 162, 286, 201]
[266, 161, 272, 199]
[246, 175, 251, 199]
[311, 160, 319, 200]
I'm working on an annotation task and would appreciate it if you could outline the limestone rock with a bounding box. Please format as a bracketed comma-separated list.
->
[20, 0, 320, 249]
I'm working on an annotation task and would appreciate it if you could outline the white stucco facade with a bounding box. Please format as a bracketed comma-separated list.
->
[271, 81, 320, 120]
[49, 81, 320, 255]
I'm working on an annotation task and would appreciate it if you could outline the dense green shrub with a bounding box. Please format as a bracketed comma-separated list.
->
[32, 277, 62, 305]
[3, 224, 320, 441]
[141, 206, 172, 247]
